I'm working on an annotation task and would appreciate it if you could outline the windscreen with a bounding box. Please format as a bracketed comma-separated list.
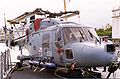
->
[62, 27, 99, 45]
[82, 27, 99, 41]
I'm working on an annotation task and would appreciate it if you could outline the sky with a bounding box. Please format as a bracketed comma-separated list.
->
[0, 0, 120, 28]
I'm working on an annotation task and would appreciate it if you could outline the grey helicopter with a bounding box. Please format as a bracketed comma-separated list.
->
[4, 8, 120, 78]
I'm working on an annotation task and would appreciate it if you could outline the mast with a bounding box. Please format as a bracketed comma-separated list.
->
[4, 13, 7, 43]
[63, 0, 67, 20]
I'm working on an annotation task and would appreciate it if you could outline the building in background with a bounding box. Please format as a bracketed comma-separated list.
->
[112, 6, 120, 45]
[0, 28, 9, 42]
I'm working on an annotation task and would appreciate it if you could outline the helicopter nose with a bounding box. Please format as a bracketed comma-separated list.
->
[68, 43, 118, 67]
[81, 46, 117, 67]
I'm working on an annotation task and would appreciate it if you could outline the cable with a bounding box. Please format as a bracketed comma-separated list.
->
[54, 67, 68, 78]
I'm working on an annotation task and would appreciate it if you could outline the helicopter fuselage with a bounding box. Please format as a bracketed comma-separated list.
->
[25, 19, 117, 68]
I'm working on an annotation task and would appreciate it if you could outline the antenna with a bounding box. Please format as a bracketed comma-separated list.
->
[4, 13, 7, 43]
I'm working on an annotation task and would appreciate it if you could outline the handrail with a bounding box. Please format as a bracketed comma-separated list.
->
[0, 49, 11, 79]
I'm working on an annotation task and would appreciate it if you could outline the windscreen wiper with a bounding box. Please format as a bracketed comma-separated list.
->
[88, 30, 99, 42]
[78, 28, 84, 39]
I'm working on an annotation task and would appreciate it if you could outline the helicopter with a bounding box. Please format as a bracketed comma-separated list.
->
[5, 8, 119, 78]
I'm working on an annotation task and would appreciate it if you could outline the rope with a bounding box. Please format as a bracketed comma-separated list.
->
[54, 67, 100, 78]
[54, 67, 68, 78]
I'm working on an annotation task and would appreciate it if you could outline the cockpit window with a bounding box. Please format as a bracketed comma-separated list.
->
[82, 27, 99, 41]
[82, 28, 94, 41]
[62, 27, 99, 45]
[63, 27, 88, 45]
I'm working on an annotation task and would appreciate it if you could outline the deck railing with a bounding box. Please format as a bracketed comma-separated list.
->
[0, 49, 11, 79]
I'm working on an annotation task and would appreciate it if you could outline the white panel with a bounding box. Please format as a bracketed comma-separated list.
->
[112, 10, 120, 39]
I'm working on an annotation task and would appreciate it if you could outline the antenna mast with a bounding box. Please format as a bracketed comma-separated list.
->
[63, 0, 67, 20]
[4, 13, 7, 43]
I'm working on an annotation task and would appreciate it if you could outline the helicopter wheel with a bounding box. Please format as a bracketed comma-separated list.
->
[15, 62, 23, 71]
[29, 63, 33, 69]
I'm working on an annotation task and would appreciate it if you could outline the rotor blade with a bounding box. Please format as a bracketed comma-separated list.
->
[60, 13, 78, 19]
[7, 8, 45, 24]
[7, 8, 80, 24]
[7, 12, 32, 24]
[10, 35, 26, 46]
[14, 35, 26, 41]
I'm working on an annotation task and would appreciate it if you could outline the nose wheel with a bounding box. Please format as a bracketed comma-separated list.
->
[15, 62, 23, 71]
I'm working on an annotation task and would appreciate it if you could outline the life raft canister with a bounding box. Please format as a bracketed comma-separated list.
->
[34, 18, 43, 31]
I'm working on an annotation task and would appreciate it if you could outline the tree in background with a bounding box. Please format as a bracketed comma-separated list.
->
[96, 23, 112, 38]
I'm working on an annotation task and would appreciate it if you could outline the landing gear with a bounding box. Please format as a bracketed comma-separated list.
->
[30, 63, 33, 69]
[15, 62, 23, 71]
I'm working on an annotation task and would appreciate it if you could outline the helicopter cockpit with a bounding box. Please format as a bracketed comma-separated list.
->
[62, 27, 99, 45]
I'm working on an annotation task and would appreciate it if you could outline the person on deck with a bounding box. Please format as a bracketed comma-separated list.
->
[102, 36, 113, 72]
[102, 36, 113, 45]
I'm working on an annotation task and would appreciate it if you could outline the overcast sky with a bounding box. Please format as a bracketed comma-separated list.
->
[0, 0, 120, 28]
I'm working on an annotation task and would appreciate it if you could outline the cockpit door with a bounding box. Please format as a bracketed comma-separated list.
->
[42, 32, 53, 59]
[53, 28, 66, 66]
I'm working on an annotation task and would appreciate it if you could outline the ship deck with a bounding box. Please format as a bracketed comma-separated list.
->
[6, 64, 120, 79]
[1, 44, 120, 79]
[9, 67, 57, 79]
